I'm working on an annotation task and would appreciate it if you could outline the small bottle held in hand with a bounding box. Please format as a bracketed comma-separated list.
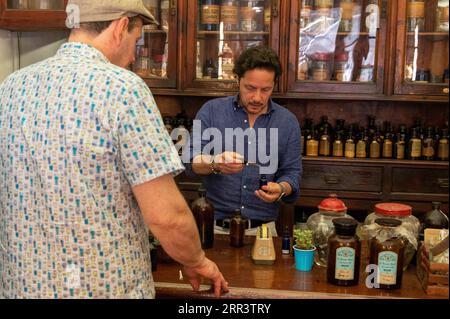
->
[259, 174, 268, 189]
[282, 226, 291, 255]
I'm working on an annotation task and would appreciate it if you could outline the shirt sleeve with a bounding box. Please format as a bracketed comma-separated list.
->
[118, 83, 184, 187]
[276, 118, 302, 203]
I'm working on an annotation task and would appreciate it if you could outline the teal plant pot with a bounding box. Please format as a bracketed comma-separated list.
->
[294, 246, 316, 272]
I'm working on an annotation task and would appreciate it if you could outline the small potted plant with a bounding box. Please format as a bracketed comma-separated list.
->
[293, 228, 316, 271]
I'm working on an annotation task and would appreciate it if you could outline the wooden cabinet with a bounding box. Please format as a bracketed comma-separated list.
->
[392, 0, 449, 97]
[0, 0, 67, 30]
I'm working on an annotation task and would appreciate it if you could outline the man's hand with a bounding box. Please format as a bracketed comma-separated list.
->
[255, 182, 283, 203]
[183, 257, 229, 297]
[213, 152, 245, 175]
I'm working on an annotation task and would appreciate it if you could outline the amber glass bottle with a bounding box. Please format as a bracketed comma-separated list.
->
[327, 218, 360, 286]
[200, 0, 221, 31]
[370, 218, 405, 290]
[394, 125, 407, 160]
[306, 124, 319, 156]
[230, 208, 246, 247]
[192, 188, 215, 249]
[437, 128, 449, 161]
[345, 126, 356, 158]
[333, 131, 344, 157]
[320, 125, 332, 157]
[356, 129, 368, 158]
[422, 127, 436, 160]
[369, 127, 381, 159]
[382, 130, 393, 159]
[409, 128, 422, 160]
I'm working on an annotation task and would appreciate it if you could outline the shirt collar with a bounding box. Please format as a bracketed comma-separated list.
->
[56, 42, 110, 64]
[232, 94, 276, 115]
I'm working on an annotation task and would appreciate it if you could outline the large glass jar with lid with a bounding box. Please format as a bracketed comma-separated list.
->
[362, 203, 419, 270]
[306, 194, 356, 267]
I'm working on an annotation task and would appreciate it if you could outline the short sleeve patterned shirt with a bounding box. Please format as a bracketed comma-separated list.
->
[0, 42, 184, 298]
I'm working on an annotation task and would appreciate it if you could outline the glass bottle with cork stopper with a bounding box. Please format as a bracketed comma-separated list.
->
[230, 208, 246, 247]
[327, 218, 361, 286]
[369, 218, 405, 290]
[192, 188, 215, 249]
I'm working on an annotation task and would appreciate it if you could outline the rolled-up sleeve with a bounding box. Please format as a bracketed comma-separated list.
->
[276, 119, 302, 203]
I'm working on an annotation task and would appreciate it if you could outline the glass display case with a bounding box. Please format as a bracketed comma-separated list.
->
[287, 0, 387, 94]
[183, 0, 281, 91]
[1, 0, 67, 30]
[132, 0, 178, 88]
[394, 0, 449, 96]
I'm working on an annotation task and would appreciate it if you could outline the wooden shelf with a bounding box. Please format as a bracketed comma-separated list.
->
[407, 32, 449, 36]
[302, 156, 449, 167]
[197, 31, 270, 36]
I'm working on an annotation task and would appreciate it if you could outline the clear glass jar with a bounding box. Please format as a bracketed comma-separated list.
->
[312, 52, 331, 81]
[334, 52, 351, 82]
[363, 203, 419, 270]
[306, 194, 356, 267]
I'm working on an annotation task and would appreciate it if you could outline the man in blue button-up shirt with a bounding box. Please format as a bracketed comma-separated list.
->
[187, 46, 302, 231]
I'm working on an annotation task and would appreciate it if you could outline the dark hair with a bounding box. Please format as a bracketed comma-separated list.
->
[79, 16, 142, 34]
[233, 46, 282, 81]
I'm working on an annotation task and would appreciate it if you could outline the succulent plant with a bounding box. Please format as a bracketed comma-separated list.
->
[293, 228, 315, 250]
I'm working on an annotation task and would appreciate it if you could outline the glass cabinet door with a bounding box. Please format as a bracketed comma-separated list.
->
[183, 0, 281, 92]
[394, 0, 449, 96]
[1, 0, 67, 30]
[6, 0, 64, 9]
[287, 0, 387, 94]
[132, 0, 178, 88]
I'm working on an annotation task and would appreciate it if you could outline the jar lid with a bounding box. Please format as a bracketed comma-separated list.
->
[313, 52, 331, 61]
[375, 203, 412, 217]
[375, 218, 402, 227]
[332, 218, 358, 235]
[335, 52, 348, 61]
[318, 194, 347, 213]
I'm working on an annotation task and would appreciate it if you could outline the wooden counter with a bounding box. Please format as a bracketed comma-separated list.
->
[153, 235, 447, 299]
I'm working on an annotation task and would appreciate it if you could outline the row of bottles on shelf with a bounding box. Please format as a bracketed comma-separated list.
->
[7, 0, 64, 9]
[407, 0, 449, 32]
[300, 0, 380, 33]
[196, 42, 236, 80]
[199, 0, 271, 32]
[301, 115, 449, 161]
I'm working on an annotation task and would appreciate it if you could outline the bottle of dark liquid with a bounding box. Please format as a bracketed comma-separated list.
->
[420, 202, 449, 241]
[437, 128, 449, 161]
[191, 187, 215, 249]
[319, 125, 332, 157]
[230, 208, 246, 247]
[200, 0, 220, 31]
[203, 58, 218, 79]
[306, 123, 319, 157]
[394, 125, 407, 160]
[282, 226, 291, 255]
[327, 218, 360, 286]
[367, 115, 377, 138]
[422, 127, 436, 160]
[409, 127, 422, 160]
[318, 115, 332, 137]
[259, 174, 268, 189]
[370, 218, 405, 290]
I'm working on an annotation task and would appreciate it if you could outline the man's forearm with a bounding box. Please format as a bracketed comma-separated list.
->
[191, 154, 213, 176]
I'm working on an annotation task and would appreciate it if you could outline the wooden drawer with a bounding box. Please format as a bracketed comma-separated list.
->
[301, 164, 383, 192]
[392, 167, 449, 195]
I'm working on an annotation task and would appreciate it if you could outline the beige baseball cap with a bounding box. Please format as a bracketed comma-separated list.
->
[67, 0, 158, 26]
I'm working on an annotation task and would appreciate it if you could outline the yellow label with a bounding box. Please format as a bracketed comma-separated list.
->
[370, 141, 380, 158]
[306, 140, 319, 156]
[407, 1, 425, 18]
[340, 2, 355, 20]
[382, 141, 393, 158]
[438, 139, 449, 159]
[319, 139, 331, 156]
[264, 7, 271, 26]
[333, 141, 344, 157]
[395, 143, 405, 159]
[356, 141, 366, 158]
[345, 141, 355, 158]
[201, 5, 220, 24]
[313, 69, 329, 81]
[315, 0, 333, 9]
[410, 139, 422, 157]
[422, 146, 435, 157]
[221, 5, 239, 24]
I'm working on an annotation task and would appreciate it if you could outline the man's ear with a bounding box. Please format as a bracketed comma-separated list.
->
[111, 17, 130, 47]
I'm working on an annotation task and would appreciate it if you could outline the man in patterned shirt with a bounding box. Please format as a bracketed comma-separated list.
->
[0, 0, 228, 298]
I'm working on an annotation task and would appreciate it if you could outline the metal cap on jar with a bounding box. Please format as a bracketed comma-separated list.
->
[374, 203, 412, 217]
[318, 194, 348, 213]
[374, 218, 402, 227]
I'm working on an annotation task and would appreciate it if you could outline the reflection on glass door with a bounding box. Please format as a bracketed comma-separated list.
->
[133, 0, 170, 79]
[195, 0, 272, 81]
[404, 0, 449, 85]
[7, 0, 65, 9]
[297, 0, 381, 83]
